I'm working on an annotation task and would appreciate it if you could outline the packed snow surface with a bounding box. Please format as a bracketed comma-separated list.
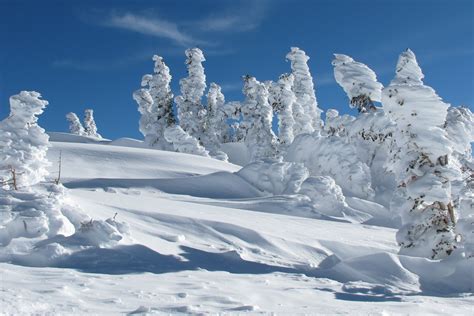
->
[1, 134, 472, 315]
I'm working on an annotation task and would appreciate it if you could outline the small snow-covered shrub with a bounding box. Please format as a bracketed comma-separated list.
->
[164, 125, 210, 157]
[286, 133, 374, 199]
[237, 158, 309, 195]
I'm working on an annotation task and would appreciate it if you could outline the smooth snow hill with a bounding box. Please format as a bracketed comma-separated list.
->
[1, 133, 472, 315]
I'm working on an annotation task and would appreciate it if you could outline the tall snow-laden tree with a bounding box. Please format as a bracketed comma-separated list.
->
[175, 48, 207, 141]
[204, 83, 229, 160]
[332, 54, 383, 112]
[66, 112, 85, 136]
[268, 73, 296, 147]
[241, 75, 277, 161]
[383, 49, 458, 259]
[0, 91, 50, 189]
[286, 47, 323, 135]
[444, 106, 474, 257]
[83, 109, 102, 139]
[133, 55, 175, 149]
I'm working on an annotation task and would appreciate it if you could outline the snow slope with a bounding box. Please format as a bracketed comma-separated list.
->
[1, 135, 472, 315]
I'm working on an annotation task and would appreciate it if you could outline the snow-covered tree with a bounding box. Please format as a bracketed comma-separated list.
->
[203, 82, 229, 160]
[332, 54, 383, 112]
[0, 91, 50, 189]
[83, 109, 102, 139]
[223, 101, 243, 142]
[323, 109, 354, 137]
[383, 49, 458, 259]
[268, 73, 296, 147]
[445, 106, 474, 257]
[66, 112, 85, 136]
[133, 55, 175, 149]
[286, 47, 323, 135]
[164, 125, 210, 157]
[175, 48, 207, 141]
[241, 75, 277, 161]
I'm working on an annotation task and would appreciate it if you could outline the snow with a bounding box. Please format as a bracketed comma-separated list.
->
[1, 133, 472, 314]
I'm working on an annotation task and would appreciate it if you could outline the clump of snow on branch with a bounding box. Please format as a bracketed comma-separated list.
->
[286, 47, 323, 135]
[332, 54, 383, 112]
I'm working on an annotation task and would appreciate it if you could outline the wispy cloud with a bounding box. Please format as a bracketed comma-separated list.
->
[103, 13, 202, 46]
[194, 0, 268, 32]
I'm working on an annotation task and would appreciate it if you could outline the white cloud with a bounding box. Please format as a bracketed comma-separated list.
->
[104, 13, 200, 46]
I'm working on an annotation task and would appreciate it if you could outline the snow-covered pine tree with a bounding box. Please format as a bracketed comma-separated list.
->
[241, 75, 277, 161]
[445, 106, 474, 257]
[286, 47, 323, 135]
[223, 101, 243, 142]
[83, 109, 102, 139]
[175, 48, 207, 142]
[203, 83, 229, 160]
[268, 73, 296, 147]
[66, 112, 85, 136]
[332, 54, 383, 113]
[383, 49, 458, 259]
[0, 91, 50, 189]
[133, 55, 175, 149]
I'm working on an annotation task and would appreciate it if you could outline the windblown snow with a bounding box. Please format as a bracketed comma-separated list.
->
[0, 133, 472, 315]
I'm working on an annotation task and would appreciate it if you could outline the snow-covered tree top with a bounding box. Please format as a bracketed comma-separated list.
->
[286, 47, 310, 64]
[391, 49, 424, 85]
[384, 50, 449, 130]
[179, 48, 206, 104]
[332, 54, 383, 103]
[9, 91, 48, 125]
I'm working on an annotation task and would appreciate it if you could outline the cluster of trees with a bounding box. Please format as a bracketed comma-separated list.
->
[66, 109, 102, 138]
[132, 47, 473, 261]
[132, 47, 324, 161]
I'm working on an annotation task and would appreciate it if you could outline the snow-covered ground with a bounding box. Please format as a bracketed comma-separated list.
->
[1, 135, 473, 315]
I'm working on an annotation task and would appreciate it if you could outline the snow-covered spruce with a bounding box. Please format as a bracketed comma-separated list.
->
[383, 49, 459, 259]
[164, 125, 210, 157]
[175, 48, 207, 141]
[83, 109, 102, 139]
[66, 112, 85, 136]
[241, 75, 278, 161]
[332, 54, 383, 112]
[0, 91, 50, 189]
[268, 73, 296, 147]
[286, 133, 374, 199]
[444, 106, 474, 257]
[323, 109, 355, 137]
[203, 83, 229, 161]
[133, 55, 175, 149]
[286, 47, 323, 135]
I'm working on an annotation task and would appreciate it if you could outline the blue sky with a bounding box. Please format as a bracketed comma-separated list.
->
[1, 0, 473, 140]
